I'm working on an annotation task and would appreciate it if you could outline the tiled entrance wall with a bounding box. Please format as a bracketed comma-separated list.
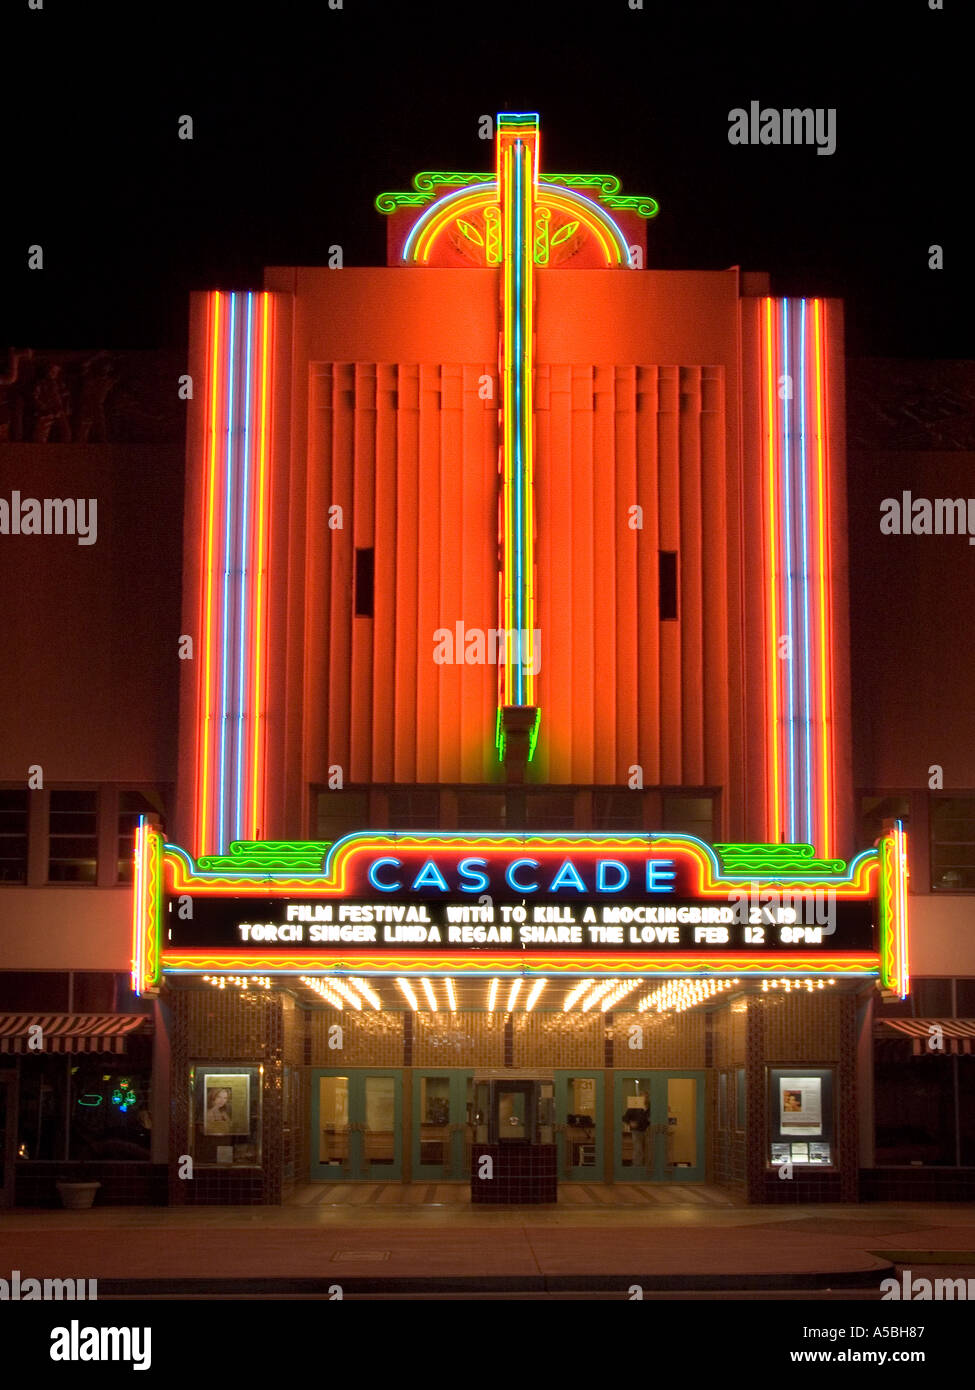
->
[169, 986, 286, 1205]
[711, 999, 748, 1194]
[746, 989, 857, 1203]
[305, 1008, 705, 1071]
[610, 1011, 706, 1069]
[281, 993, 304, 1199]
[169, 987, 853, 1202]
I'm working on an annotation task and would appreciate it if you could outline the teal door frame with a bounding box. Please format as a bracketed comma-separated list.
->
[311, 1069, 403, 1181]
[555, 1070, 604, 1180]
[613, 1071, 706, 1182]
[412, 1069, 473, 1180]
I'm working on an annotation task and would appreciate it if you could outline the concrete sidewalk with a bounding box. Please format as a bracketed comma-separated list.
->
[4, 1202, 974, 1293]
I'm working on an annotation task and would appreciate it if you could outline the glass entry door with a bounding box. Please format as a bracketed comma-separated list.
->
[613, 1072, 705, 1182]
[413, 1071, 473, 1180]
[312, 1070, 402, 1180]
[555, 1071, 604, 1180]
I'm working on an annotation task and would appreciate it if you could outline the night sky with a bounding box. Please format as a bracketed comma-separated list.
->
[4, 0, 969, 358]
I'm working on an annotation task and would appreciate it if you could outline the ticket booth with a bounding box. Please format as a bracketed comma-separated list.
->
[471, 1077, 557, 1203]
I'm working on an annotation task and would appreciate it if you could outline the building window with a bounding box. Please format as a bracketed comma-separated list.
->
[388, 788, 439, 828]
[931, 797, 975, 891]
[593, 790, 644, 831]
[117, 789, 167, 883]
[47, 789, 98, 883]
[72, 972, 120, 1012]
[354, 547, 375, 617]
[17, 1055, 69, 1161]
[959, 1063, 975, 1166]
[874, 1057, 956, 1166]
[876, 977, 954, 1020]
[661, 793, 714, 843]
[457, 790, 507, 830]
[16, 1044, 152, 1164]
[955, 979, 975, 1016]
[659, 551, 678, 620]
[0, 972, 70, 1012]
[315, 790, 369, 844]
[524, 791, 575, 830]
[69, 1052, 152, 1161]
[0, 787, 29, 883]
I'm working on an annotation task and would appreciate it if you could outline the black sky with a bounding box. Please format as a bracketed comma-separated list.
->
[4, 0, 969, 358]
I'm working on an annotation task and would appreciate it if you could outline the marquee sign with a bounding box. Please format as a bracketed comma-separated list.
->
[132, 827, 910, 999]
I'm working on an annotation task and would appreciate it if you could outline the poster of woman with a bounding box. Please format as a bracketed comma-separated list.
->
[778, 1077, 823, 1134]
[204, 1075, 250, 1136]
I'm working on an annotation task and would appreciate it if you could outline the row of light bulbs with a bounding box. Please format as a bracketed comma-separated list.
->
[761, 978, 835, 992]
[562, 979, 645, 1012]
[204, 973, 839, 1012]
[203, 975, 271, 990]
[299, 976, 383, 1011]
[395, 977, 548, 1013]
[638, 978, 740, 1014]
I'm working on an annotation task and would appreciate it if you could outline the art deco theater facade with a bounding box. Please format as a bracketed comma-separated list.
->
[4, 114, 918, 1207]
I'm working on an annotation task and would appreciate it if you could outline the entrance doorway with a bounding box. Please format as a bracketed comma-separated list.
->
[413, 1071, 473, 1179]
[613, 1071, 705, 1182]
[555, 1071, 604, 1179]
[311, 1069, 402, 1180]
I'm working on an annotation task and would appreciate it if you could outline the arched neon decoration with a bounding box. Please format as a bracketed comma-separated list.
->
[403, 185, 500, 263]
[538, 187, 630, 265]
[401, 183, 633, 267]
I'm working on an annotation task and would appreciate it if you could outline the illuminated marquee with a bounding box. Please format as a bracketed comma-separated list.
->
[132, 827, 909, 995]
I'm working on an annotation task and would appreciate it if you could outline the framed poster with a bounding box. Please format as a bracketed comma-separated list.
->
[778, 1076, 823, 1135]
[767, 1066, 835, 1167]
[203, 1073, 251, 1136]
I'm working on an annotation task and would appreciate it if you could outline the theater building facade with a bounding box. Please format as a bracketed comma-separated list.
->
[10, 112, 946, 1209]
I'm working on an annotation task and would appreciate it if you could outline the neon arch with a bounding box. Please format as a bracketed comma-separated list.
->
[537, 186, 631, 266]
[402, 183, 634, 267]
[403, 185, 500, 263]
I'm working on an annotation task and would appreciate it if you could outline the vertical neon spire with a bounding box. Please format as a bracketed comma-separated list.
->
[879, 821, 910, 998]
[131, 816, 162, 996]
[762, 297, 835, 855]
[194, 290, 274, 855]
[497, 113, 540, 760]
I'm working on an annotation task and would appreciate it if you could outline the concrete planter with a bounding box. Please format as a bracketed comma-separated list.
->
[56, 1181, 101, 1210]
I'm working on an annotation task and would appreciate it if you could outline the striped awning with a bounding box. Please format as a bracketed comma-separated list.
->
[0, 1013, 151, 1054]
[875, 1018, 975, 1055]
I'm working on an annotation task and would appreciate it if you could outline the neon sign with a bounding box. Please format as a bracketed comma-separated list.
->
[132, 828, 907, 989]
[195, 290, 274, 857]
[763, 297, 834, 855]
